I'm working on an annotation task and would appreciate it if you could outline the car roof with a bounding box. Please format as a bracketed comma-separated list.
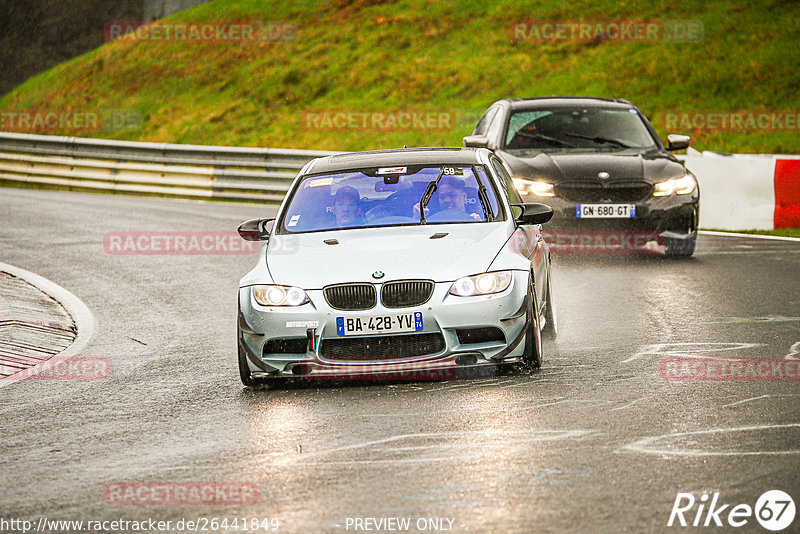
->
[497, 96, 634, 110]
[304, 147, 489, 174]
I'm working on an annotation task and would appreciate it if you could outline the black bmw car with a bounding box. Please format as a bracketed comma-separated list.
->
[464, 97, 699, 256]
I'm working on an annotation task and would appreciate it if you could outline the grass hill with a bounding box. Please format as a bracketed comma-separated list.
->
[1, 0, 799, 153]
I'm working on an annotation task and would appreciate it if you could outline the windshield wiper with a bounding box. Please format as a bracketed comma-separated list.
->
[513, 131, 576, 147]
[564, 132, 631, 148]
[418, 167, 492, 224]
[418, 169, 446, 225]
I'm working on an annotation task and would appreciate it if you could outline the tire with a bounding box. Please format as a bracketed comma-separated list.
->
[522, 275, 543, 369]
[542, 270, 557, 339]
[664, 235, 696, 257]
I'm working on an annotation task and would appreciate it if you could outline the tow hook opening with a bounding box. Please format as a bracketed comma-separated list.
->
[455, 354, 479, 366]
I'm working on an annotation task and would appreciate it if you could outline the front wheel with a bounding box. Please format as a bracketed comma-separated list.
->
[522, 275, 543, 369]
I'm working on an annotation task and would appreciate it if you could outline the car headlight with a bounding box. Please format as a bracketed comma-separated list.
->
[653, 174, 697, 196]
[252, 285, 309, 306]
[449, 271, 513, 297]
[513, 178, 555, 197]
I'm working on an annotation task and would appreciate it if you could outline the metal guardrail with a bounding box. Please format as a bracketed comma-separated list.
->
[0, 132, 340, 203]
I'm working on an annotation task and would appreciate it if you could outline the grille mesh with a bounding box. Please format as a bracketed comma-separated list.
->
[324, 283, 376, 311]
[381, 280, 434, 308]
[320, 333, 445, 361]
[555, 182, 652, 202]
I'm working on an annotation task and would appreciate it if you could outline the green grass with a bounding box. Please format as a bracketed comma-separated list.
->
[703, 228, 800, 238]
[2, 0, 799, 152]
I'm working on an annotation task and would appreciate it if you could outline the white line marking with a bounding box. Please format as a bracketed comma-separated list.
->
[607, 375, 647, 383]
[620, 423, 800, 457]
[695, 250, 800, 256]
[721, 395, 771, 408]
[611, 397, 644, 411]
[722, 394, 800, 408]
[623, 342, 762, 364]
[362, 397, 614, 417]
[283, 429, 595, 466]
[699, 230, 800, 243]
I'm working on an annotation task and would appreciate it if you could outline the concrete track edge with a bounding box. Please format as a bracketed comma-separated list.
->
[0, 261, 96, 387]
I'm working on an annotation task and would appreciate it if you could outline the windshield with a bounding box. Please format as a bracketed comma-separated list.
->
[279, 166, 501, 234]
[504, 107, 657, 151]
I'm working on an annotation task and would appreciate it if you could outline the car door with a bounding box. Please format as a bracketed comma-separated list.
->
[491, 157, 547, 314]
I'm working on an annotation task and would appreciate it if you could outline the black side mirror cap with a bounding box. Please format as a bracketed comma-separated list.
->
[511, 203, 554, 226]
[238, 218, 275, 241]
[667, 134, 691, 151]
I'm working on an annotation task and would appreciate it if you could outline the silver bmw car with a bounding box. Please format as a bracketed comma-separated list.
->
[237, 147, 556, 386]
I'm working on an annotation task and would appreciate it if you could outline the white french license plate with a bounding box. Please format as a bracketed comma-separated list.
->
[576, 204, 636, 218]
[336, 312, 423, 336]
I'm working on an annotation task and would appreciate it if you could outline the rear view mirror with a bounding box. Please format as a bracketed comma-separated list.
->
[238, 218, 275, 241]
[463, 135, 489, 148]
[511, 203, 554, 226]
[667, 134, 691, 151]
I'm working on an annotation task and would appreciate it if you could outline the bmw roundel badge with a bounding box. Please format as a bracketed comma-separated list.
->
[372, 271, 385, 279]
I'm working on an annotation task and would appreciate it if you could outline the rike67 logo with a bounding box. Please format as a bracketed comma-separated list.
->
[668, 490, 796, 531]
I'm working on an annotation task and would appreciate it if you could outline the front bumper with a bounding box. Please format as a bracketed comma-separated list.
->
[238, 271, 531, 379]
[542, 192, 699, 233]
[528, 192, 699, 253]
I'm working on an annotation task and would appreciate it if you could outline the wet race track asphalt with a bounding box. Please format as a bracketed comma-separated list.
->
[1, 188, 799, 533]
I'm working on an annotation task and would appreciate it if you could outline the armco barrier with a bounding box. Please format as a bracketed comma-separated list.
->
[0, 132, 798, 228]
[682, 151, 800, 230]
[0, 132, 339, 204]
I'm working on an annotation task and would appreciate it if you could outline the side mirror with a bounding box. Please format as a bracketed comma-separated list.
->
[238, 218, 275, 241]
[463, 135, 489, 148]
[511, 203, 554, 226]
[667, 134, 691, 151]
